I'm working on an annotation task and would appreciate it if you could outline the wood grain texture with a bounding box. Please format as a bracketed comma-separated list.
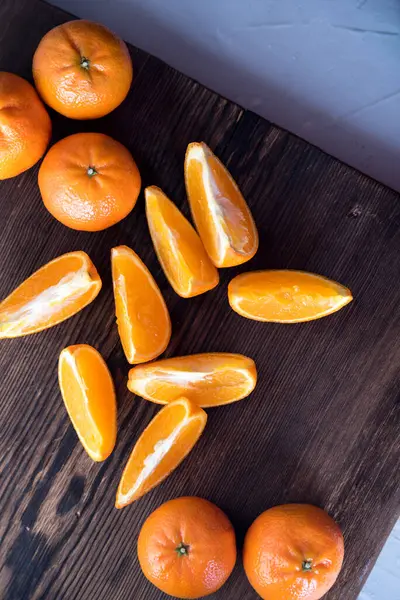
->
[0, 1, 399, 599]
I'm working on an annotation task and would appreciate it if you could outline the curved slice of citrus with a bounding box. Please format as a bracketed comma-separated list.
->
[184, 142, 258, 268]
[116, 397, 207, 507]
[228, 270, 353, 323]
[58, 345, 117, 462]
[145, 186, 219, 298]
[127, 353, 257, 407]
[0, 251, 102, 338]
[111, 245, 171, 364]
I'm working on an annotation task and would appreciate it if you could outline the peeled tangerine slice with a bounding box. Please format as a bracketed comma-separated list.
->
[127, 353, 257, 408]
[145, 186, 219, 298]
[228, 270, 353, 323]
[111, 245, 171, 364]
[116, 397, 207, 507]
[0, 251, 101, 338]
[185, 142, 258, 268]
[58, 345, 117, 462]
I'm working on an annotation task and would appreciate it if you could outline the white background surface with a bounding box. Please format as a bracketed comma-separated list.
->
[49, 1, 400, 597]
[360, 520, 400, 600]
[50, 0, 400, 192]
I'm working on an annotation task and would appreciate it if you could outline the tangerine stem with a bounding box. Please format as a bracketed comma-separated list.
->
[80, 56, 90, 70]
[302, 559, 313, 572]
[87, 166, 97, 178]
[175, 542, 190, 557]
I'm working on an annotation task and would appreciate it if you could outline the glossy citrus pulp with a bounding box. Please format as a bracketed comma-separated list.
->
[0, 251, 101, 338]
[38, 132, 141, 231]
[138, 496, 236, 598]
[33, 20, 133, 119]
[116, 398, 207, 507]
[184, 142, 258, 268]
[243, 504, 344, 600]
[0, 72, 51, 180]
[145, 186, 219, 298]
[111, 245, 171, 364]
[127, 352, 257, 407]
[229, 270, 353, 322]
[58, 345, 116, 461]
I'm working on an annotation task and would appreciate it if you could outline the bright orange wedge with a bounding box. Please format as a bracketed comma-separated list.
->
[127, 353, 257, 407]
[116, 397, 207, 507]
[184, 142, 258, 268]
[145, 186, 219, 298]
[58, 345, 117, 461]
[111, 245, 171, 364]
[228, 270, 353, 323]
[0, 251, 101, 338]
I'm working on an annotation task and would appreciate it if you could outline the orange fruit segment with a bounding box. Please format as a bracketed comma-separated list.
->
[58, 345, 117, 462]
[228, 270, 353, 323]
[115, 397, 207, 507]
[184, 142, 258, 268]
[111, 245, 171, 364]
[145, 186, 219, 298]
[0, 251, 102, 338]
[127, 353, 257, 407]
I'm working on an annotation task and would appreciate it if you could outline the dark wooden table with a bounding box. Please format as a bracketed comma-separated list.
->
[1, 1, 399, 598]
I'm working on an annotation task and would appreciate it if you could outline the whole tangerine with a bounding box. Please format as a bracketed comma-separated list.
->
[0, 72, 51, 180]
[33, 20, 133, 119]
[243, 504, 344, 600]
[138, 497, 237, 599]
[38, 132, 141, 231]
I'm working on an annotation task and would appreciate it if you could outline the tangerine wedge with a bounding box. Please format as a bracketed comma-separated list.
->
[115, 397, 207, 507]
[184, 142, 258, 268]
[111, 245, 171, 364]
[145, 186, 219, 298]
[58, 345, 117, 461]
[0, 251, 101, 338]
[127, 353, 257, 407]
[228, 270, 353, 323]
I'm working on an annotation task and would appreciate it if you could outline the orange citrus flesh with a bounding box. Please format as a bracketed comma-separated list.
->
[0, 251, 102, 338]
[127, 353, 257, 407]
[228, 270, 353, 323]
[116, 398, 207, 507]
[184, 142, 258, 268]
[58, 345, 117, 461]
[111, 245, 171, 364]
[145, 186, 219, 298]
